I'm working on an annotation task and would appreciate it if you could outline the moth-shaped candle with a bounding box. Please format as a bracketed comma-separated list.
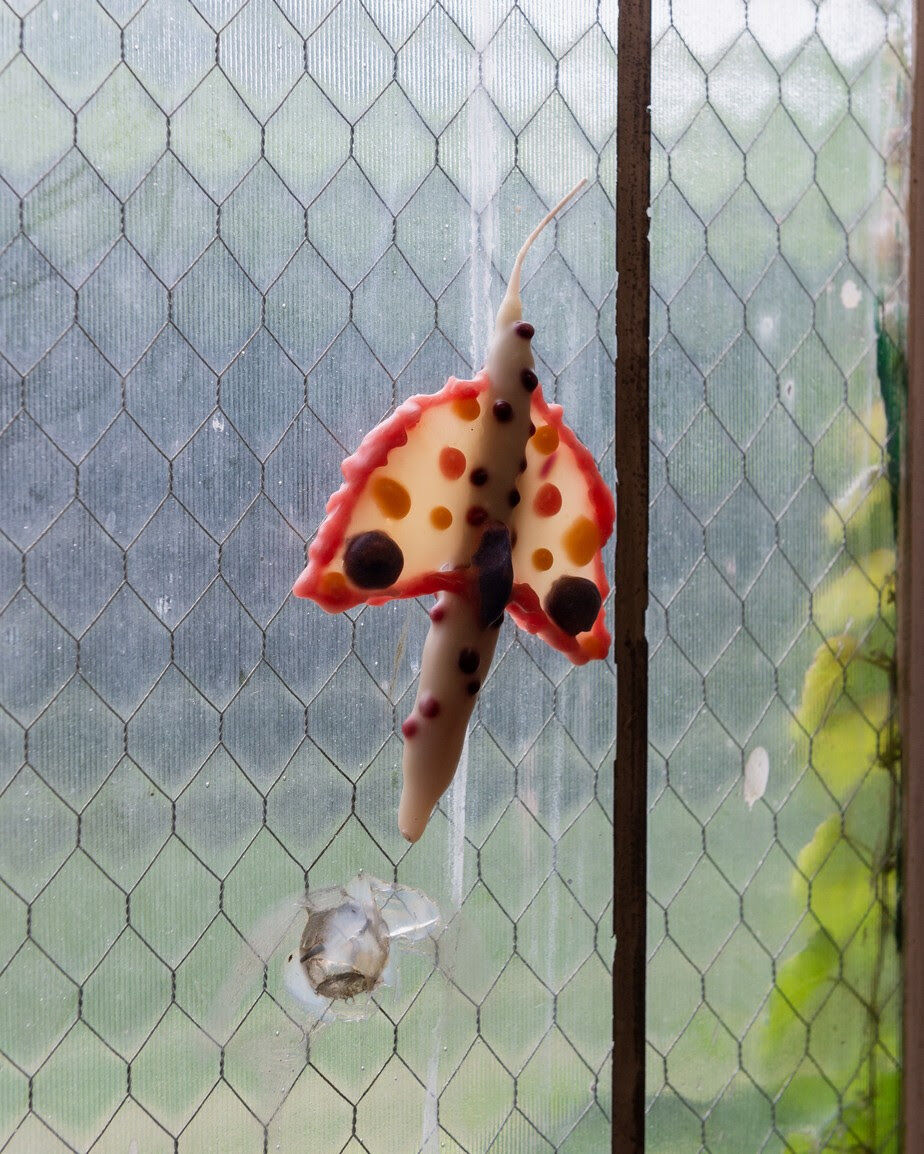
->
[294, 181, 615, 842]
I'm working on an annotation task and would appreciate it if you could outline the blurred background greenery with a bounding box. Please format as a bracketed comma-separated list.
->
[646, 0, 909, 1149]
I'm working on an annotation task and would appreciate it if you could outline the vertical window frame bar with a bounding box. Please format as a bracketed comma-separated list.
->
[902, 6, 924, 1151]
[613, 1, 652, 1151]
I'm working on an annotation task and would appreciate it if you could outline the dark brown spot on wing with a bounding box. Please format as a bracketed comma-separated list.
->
[343, 531, 403, 589]
[545, 576, 602, 636]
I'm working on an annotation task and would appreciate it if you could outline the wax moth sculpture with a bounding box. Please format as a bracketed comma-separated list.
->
[294, 180, 615, 842]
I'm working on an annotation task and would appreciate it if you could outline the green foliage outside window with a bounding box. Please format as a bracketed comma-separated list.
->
[758, 308, 904, 1152]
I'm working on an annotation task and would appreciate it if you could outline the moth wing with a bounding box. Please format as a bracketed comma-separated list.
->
[293, 376, 491, 611]
[508, 391, 615, 664]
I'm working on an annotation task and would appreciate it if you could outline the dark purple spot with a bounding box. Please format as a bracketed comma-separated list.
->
[466, 505, 488, 526]
[419, 693, 440, 719]
[515, 321, 534, 339]
[545, 576, 602, 636]
[430, 604, 445, 623]
[344, 531, 403, 589]
[458, 648, 480, 675]
[522, 369, 539, 392]
[470, 466, 489, 486]
[508, 489, 520, 508]
[493, 400, 513, 422]
[402, 718, 418, 739]
[466, 679, 481, 696]
[473, 526, 513, 628]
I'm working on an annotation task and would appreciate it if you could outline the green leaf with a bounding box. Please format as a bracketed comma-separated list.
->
[876, 302, 907, 535]
[822, 467, 893, 551]
[812, 549, 896, 637]
[799, 823, 875, 948]
[774, 929, 839, 1023]
[757, 987, 810, 1093]
[846, 478, 896, 559]
[842, 901, 899, 1018]
[761, 301, 904, 1154]
[844, 769, 895, 863]
[795, 814, 840, 879]
[798, 635, 857, 733]
[797, 624, 893, 802]
[809, 702, 883, 801]
[784, 1130, 824, 1153]
[775, 1063, 840, 1143]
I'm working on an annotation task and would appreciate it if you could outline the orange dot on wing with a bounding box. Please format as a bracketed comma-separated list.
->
[532, 548, 553, 571]
[532, 424, 559, 454]
[534, 483, 562, 517]
[563, 516, 600, 567]
[452, 396, 480, 421]
[439, 446, 466, 479]
[430, 506, 452, 530]
[319, 571, 349, 602]
[371, 476, 411, 519]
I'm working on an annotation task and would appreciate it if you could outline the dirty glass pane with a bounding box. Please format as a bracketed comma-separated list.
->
[647, 0, 910, 1149]
[0, 2, 616, 1151]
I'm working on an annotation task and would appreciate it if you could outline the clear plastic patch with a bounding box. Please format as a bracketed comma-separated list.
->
[213, 874, 442, 1032]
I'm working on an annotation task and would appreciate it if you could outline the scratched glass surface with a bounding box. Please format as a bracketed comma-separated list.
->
[647, 0, 909, 1150]
[0, 2, 616, 1151]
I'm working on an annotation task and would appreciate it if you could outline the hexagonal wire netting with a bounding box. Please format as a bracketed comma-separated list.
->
[0, 1, 616, 1151]
[646, 0, 909, 1151]
[0, 0, 913, 1150]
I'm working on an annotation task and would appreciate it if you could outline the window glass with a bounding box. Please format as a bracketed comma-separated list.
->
[0, 2, 616, 1150]
[647, 1, 910, 1149]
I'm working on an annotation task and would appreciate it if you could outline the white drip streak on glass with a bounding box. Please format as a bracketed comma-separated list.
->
[421, 1040, 440, 1152]
[449, 729, 470, 910]
[422, 9, 496, 1149]
[545, 722, 564, 1019]
[467, 4, 498, 373]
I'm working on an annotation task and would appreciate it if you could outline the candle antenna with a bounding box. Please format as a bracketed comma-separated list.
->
[495, 178, 588, 330]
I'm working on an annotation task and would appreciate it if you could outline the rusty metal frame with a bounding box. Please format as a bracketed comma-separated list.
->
[901, 5, 924, 1150]
[613, 1, 652, 1150]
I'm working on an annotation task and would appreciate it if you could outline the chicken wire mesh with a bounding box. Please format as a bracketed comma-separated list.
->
[646, 0, 910, 1150]
[0, 1, 617, 1151]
